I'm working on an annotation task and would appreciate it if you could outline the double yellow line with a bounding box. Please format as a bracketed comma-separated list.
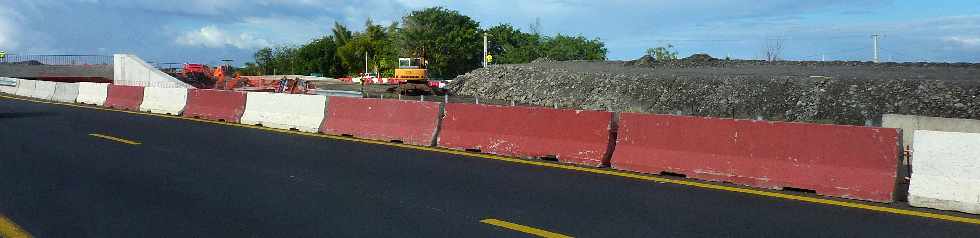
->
[2, 94, 979, 226]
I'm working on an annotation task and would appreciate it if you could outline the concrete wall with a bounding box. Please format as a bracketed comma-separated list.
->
[14, 79, 35, 97]
[0, 64, 113, 80]
[241, 92, 327, 133]
[52, 83, 79, 103]
[113, 54, 193, 89]
[139, 87, 188, 115]
[882, 114, 980, 147]
[76, 82, 109, 105]
[32, 80, 57, 100]
[0, 77, 17, 94]
[908, 130, 980, 214]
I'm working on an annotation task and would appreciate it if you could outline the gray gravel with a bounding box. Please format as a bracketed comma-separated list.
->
[448, 57, 980, 125]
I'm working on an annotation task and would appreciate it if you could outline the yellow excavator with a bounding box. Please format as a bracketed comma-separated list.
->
[390, 47, 438, 95]
[391, 57, 434, 95]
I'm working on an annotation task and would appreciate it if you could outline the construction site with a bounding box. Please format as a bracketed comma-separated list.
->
[3, 3, 980, 237]
[3, 52, 980, 126]
[449, 55, 980, 125]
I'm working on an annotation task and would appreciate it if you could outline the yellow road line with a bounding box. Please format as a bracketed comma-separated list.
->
[2, 94, 980, 225]
[0, 214, 32, 238]
[481, 218, 572, 238]
[88, 133, 141, 145]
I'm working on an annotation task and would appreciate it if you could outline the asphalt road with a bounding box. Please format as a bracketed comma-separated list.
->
[1, 95, 979, 237]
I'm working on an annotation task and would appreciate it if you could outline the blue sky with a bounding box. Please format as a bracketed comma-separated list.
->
[1, 0, 978, 65]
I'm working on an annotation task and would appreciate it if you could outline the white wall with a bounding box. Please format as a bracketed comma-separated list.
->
[908, 130, 980, 214]
[52, 83, 79, 103]
[241, 92, 327, 133]
[113, 54, 194, 89]
[139, 87, 188, 115]
[0, 77, 19, 94]
[76, 82, 109, 105]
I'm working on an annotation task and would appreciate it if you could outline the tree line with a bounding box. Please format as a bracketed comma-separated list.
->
[238, 7, 607, 79]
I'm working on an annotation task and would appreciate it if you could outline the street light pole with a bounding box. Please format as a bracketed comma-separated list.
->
[483, 33, 488, 68]
[872, 34, 881, 63]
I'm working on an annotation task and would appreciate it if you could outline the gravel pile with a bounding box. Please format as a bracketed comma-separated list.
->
[448, 56, 980, 125]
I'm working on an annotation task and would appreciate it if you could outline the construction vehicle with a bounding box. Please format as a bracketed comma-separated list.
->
[162, 63, 215, 88]
[390, 57, 433, 95]
[210, 64, 251, 90]
[388, 46, 446, 95]
[164, 62, 314, 94]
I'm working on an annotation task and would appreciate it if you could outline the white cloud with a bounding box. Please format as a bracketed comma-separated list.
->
[0, 8, 23, 50]
[175, 25, 271, 49]
[946, 36, 980, 48]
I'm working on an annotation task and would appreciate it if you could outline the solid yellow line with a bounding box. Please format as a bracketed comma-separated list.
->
[88, 133, 141, 145]
[2, 94, 980, 225]
[481, 218, 572, 238]
[0, 214, 32, 238]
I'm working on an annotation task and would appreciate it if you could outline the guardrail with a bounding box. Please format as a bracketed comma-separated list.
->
[0, 54, 112, 65]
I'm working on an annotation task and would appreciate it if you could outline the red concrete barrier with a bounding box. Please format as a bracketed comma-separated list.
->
[183, 89, 247, 122]
[104, 85, 144, 111]
[438, 103, 614, 167]
[320, 97, 441, 146]
[611, 113, 901, 202]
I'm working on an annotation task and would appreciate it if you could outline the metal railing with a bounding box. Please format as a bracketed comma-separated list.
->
[0, 54, 112, 65]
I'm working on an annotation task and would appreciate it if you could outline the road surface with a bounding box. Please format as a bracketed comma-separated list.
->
[1, 95, 979, 237]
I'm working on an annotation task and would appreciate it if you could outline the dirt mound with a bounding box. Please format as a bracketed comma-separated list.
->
[682, 53, 716, 62]
[448, 58, 980, 125]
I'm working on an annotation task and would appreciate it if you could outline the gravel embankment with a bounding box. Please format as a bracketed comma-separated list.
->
[448, 56, 980, 125]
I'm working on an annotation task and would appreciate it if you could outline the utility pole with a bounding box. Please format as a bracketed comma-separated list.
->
[483, 33, 488, 68]
[361, 51, 367, 96]
[872, 34, 881, 63]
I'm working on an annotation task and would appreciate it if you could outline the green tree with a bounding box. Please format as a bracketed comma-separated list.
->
[265, 45, 299, 75]
[296, 36, 340, 76]
[645, 44, 678, 61]
[485, 24, 541, 64]
[400, 7, 482, 78]
[337, 19, 398, 76]
[254, 47, 274, 75]
[332, 21, 352, 46]
[539, 34, 607, 61]
[238, 62, 261, 76]
[250, 7, 608, 78]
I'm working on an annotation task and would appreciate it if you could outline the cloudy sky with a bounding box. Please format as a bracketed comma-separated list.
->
[1, 0, 978, 65]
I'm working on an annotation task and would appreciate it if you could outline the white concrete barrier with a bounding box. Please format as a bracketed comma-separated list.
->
[76, 82, 109, 106]
[32, 80, 57, 100]
[883, 114, 980, 147]
[52, 83, 80, 103]
[908, 130, 980, 214]
[241, 92, 327, 133]
[114, 54, 193, 89]
[0, 77, 18, 94]
[139, 87, 188, 115]
[14, 79, 36, 97]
